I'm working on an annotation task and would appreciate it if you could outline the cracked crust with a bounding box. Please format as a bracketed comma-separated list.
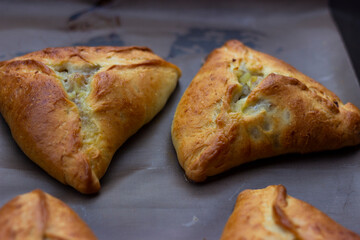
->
[0, 46, 181, 193]
[171, 40, 360, 182]
[220, 185, 360, 240]
[0, 189, 97, 239]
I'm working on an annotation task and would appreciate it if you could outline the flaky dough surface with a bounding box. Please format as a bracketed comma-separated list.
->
[0, 46, 181, 193]
[220, 185, 360, 240]
[171, 40, 360, 181]
[0, 189, 97, 240]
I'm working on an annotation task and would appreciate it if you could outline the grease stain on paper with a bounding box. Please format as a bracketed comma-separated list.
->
[73, 33, 125, 46]
[67, 1, 121, 31]
[168, 27, 265, 58]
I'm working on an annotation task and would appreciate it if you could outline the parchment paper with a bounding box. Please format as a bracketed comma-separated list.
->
[0, 0, 359, 239]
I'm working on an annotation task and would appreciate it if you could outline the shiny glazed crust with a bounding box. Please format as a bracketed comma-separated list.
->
[0, 189, 97, 239]
[0, 46, 181, 193]
[220, 185, 360, 240]
[171, 40, 360, 182]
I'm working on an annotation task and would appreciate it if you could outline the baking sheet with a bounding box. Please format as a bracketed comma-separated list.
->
[0, 0, 359, 238]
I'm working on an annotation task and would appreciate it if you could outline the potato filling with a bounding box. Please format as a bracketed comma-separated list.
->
[230, 62, 264, 112]
[53, 64, 101, 154]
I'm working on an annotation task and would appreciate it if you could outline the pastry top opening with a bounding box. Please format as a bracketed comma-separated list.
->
[230, 60, 265, 112]
[51, 63, 102, 168]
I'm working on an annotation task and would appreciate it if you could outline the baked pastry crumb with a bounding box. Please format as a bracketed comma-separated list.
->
[0, 46, 181, 193]
[171, 40, 360, 182]
[0, 189, 97, 239]
[220, 185, 360, 240]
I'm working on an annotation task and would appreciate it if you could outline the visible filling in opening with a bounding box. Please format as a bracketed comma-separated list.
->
[230, 61, 265, 112]
[53, 64, 101, 152]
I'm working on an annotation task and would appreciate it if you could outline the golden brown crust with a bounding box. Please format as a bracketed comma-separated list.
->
[0, 189, 97, 240]
[220, 185, 360, 240]
[171, 39, 360, 182]
[0, 46, 181, 193]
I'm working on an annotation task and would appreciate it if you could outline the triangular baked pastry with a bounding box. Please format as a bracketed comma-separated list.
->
[0, 46, 180, 193]
[0, 189, 97, 239]
[172, 40, 360, 181]
[220, 185, 360, 240]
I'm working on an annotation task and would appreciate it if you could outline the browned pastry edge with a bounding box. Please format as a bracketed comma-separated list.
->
[171, 39, 360, 182]
[0, 189, 97, 239]
[0, 46, 181, 193]
[220, 185, 360, 240]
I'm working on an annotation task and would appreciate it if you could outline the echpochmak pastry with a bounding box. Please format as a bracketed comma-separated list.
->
[171, 40, 360, 182]
[0, 189, 97, 240]
[0, 46, 181, 193]
[220, 185, 360, 240]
